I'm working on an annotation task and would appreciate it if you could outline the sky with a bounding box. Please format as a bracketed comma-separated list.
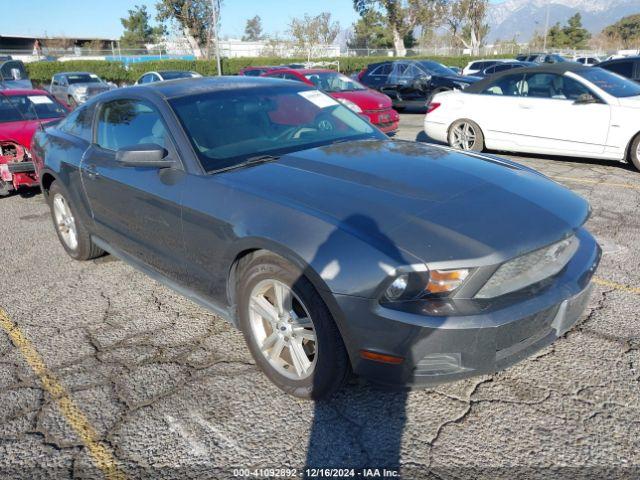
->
[0, 0, 363, 40]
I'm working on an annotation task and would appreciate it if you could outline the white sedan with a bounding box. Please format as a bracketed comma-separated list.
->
[424, 64, 640, 170]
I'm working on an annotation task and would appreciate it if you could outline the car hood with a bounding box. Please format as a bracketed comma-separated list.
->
[0, 118, 60, 148]
[616, 95, 640, 107]
[223, 140, 589, 264]
[329, 89, 393, 110]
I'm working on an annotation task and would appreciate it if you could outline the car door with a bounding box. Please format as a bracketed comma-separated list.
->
[508, 72, 610, 154]
[468, 72, 529, 147]
[80, 96, 188, 280]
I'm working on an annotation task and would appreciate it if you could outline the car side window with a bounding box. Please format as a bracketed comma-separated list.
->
[59, 104, 95, 142]
[602, 61, 633, 78]
[369, 63, 392, 76]
[520, 73, 589, 100]
[96, 99, 168, 151]
[139, 74, 151, 84]
[482, 73, 526, 96]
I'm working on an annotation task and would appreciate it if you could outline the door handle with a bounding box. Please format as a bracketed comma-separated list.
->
[84, 164, 100, 179]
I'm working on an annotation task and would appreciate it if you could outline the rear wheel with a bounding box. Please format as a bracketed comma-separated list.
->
[48, 182, 103, 260]
[629, 134, 640, 171]
[237, 253, 350, 399]
[448, 119, 485, 152]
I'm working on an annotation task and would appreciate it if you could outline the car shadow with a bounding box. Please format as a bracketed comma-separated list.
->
[299, 214, 422, 477]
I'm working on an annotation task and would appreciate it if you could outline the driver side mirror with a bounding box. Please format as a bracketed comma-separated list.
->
[116, 144, 174, 169]
[574, 93, 597, 105]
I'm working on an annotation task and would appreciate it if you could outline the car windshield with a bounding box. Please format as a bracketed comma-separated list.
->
[169, 85, 381, 173]
[161, 71, 196, 80]
[0, 94, 66, 122]
[303, 72, 366, 92]
[577, 68, 640, 98]
[67, 74, 101, 84]
[417, 61, 456, 76]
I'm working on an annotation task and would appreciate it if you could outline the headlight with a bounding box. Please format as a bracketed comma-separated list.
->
[475, 235, 579, 299]
[337, 98, 363, 113]
[382, 268, 470, 302]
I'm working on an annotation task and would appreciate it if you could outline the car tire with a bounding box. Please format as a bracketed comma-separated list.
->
[237, 252, 350, 400]
[448, 119, 485, 152]
[47, 181, 103, 261]
[629, 134, 640, 171]
[0, 179, 12, 197]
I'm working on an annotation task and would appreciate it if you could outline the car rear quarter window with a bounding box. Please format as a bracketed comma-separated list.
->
[96, 99, 168, 151]
[482, 73, 526, 96]
[58, 104, 95, 142]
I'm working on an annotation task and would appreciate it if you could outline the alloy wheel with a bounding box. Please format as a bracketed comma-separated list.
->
[248, 279, 317, 380]
[52, 193, 78, 250]
[451, 122, 477, 150]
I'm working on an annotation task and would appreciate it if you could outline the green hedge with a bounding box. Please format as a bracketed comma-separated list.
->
[26, 54, 515, 86]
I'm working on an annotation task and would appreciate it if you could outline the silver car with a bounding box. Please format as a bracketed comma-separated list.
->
[50, 72, 111, 108]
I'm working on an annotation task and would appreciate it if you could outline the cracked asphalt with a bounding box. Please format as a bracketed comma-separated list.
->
[1, 112, 639, 479]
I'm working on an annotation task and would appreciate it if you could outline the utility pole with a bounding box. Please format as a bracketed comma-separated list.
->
[211, 0, 222, 76]
[542, 4, 550, 51]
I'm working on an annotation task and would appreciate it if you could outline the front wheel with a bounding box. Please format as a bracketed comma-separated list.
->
[47, 182, 103, 260]
[448, 119, 485, 152]
[629, 134, 640, 171]
[237, 253, 350, 399]
[0, 179, 12, 197]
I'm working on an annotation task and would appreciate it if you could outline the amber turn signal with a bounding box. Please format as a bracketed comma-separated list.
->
[426, 269, 469, 294]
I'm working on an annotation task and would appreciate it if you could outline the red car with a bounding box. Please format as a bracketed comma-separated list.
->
[0, 89, 68, 196]
[260, 68, 400, 134]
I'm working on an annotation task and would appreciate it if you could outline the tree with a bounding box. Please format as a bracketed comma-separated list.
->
[353, 0, 445, 56]
[288, 12, 340, 60]
[446, 0, 489, 55]
[545, 13, 590, 49]
[120, 5, 164, 49]
[156, 0, 215, 58]
[563, 13, 590, 49]
[602, 14, 640, 48]
[242, 15, 264, 41]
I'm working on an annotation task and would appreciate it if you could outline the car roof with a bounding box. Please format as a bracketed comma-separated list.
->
[57, 72, 94, 76]
[465, 63, 589, 93]
[123, 75, 308, 100]
[599, 56, 640, 64]
[268, 68, 333, 74]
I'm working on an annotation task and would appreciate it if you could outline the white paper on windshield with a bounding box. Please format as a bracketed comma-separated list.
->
[28, 95, 54, 105]
[298, 90, 338, 108]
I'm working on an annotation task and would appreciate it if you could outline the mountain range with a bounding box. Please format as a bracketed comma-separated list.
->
[487, 0, 640, 42]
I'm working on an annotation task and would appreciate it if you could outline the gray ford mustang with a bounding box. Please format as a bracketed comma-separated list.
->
[32, 76, 601, 399]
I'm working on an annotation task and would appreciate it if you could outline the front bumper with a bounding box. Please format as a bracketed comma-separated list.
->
[333, 228, 601, 388]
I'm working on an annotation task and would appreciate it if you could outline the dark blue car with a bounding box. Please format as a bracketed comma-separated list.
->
[33, 76, 600, 399]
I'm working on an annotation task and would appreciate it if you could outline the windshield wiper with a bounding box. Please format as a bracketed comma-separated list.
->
[211, 154, 280, 174]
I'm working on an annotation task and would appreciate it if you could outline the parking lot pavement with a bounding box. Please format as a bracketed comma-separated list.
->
[1, 114, 639, 479]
